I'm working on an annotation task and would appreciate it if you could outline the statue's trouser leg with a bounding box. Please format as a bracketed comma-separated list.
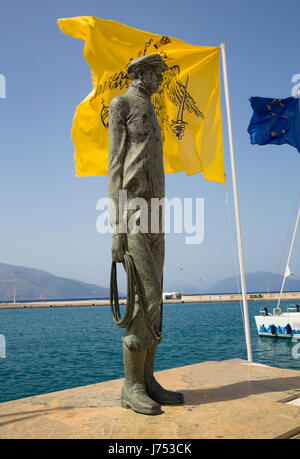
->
[143, 235, 184, 405]
[122, 232, 184, 408]
[121, 232, 163, 414]
[123, 232, 164, 352]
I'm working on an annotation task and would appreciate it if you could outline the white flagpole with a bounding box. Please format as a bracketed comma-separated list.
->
[220, 42, 253, 362]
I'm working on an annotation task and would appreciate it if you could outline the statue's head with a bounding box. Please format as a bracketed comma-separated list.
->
[127, 54, 168, 95]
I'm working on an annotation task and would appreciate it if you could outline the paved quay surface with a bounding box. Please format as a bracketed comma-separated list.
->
[1, 359, 300, 439]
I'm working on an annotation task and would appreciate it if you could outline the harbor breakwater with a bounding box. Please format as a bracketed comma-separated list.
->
[0, 291, 300, 309]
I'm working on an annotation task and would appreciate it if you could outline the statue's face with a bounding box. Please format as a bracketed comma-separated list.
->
[141, 65, 164, 94]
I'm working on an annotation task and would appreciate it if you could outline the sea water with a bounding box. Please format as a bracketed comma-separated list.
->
[0, 300, 299, 403]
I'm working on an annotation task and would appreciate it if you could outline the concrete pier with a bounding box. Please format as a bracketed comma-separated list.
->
[1, 359, 300, 439]
[0, 291, 300, 309]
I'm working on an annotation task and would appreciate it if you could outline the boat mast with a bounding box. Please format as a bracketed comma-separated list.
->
[276, 207, 300, 311]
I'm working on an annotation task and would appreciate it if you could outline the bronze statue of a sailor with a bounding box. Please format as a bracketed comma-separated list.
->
[108, 54, 184, 415]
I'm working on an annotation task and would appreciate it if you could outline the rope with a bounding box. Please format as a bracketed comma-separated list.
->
[270, 193, 300, 290]
[110, 252, 163, 342]
[110, 254, 135, 329]
[268, 192, 300, 304]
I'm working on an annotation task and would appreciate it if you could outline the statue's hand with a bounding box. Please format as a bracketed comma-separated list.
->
[112, 234, 127, 263]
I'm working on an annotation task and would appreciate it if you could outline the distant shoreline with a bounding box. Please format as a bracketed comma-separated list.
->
[0, 291, 300, 309]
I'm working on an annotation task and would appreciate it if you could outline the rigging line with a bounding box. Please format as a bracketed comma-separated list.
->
[224, 183, 245, 324]
[269, 191, 300, 297]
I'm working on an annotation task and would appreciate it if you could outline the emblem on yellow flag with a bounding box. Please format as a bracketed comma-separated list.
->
[58, 16, 225, 184]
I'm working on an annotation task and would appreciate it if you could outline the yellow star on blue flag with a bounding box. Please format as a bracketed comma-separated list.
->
[247, 97, 300, 153]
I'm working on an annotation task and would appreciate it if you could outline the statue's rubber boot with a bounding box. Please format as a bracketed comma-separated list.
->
[121, 344, 162, 415]
[145, 344, 184, 405]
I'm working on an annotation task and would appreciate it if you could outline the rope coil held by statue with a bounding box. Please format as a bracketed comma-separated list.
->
[110, 252, 163, 342]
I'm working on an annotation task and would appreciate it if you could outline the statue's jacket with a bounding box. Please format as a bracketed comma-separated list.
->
[108, 86, 165, 233]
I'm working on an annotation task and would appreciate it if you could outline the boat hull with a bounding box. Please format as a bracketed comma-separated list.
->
[255, 314, 300, 339]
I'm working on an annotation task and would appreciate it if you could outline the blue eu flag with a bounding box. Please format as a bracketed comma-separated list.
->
[247, 97, 300, 153]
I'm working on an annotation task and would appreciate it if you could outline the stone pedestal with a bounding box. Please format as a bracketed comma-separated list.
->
[1, 359, 300, 439]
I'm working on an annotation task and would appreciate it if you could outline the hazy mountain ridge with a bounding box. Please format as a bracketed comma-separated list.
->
[207, 271, 300, 294]
[1, 262, 299, 301]
[0, 262, 110, 301]
[167, 271, 300, 294]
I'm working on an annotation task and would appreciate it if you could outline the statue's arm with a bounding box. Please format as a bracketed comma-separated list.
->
[108, 97, 128, 261]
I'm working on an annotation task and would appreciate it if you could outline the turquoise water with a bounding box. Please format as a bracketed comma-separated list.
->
[0, 300, 300, 403]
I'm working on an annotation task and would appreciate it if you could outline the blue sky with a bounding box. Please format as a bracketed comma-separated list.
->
[0, 0, 299, 293]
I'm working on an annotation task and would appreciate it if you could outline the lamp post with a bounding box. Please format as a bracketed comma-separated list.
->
[198, 278, 202, 295]
[13, 272, 18, 304]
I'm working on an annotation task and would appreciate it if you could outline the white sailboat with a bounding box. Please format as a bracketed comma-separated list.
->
[255, 207, 300, 339]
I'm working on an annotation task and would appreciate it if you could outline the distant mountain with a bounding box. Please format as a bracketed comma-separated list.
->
[0, 263, 110, 301]
[206, 271, 300, 294]
[3, 263, 299, 302]
[165, 271, 300, 295]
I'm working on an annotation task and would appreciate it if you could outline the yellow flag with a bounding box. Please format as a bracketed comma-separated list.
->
[58, 16, 225, 184]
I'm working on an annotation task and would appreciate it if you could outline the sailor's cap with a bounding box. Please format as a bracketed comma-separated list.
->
[127, 54, 168, 74]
